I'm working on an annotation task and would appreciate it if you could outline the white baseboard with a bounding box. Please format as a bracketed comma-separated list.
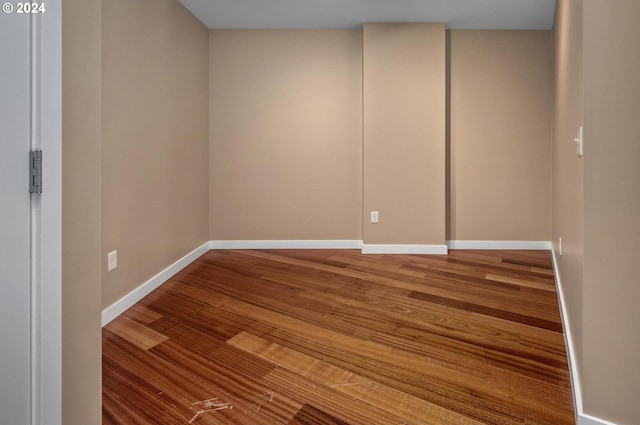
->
[211, 241, 466, 254]
[209, 240, 363, 250]
[550, 249, 618, 425]
[361, 244, 448, 255]
[550, 247, 583, 425]
[211, 240, 448, 254]
[101, 241, 210, 327]
[580, 415, 618, 425]
[212, 241, 448, 254]
[446, 240, 553, 250]
[211, 241, 449, 254]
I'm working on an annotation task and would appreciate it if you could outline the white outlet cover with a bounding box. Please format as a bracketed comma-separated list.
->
[107, 250, 118, 271]
[371, 211, 379, 223]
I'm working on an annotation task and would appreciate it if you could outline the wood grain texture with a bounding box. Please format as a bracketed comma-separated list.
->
[103, 249, 575, 424]
[288, 404, 350, 425]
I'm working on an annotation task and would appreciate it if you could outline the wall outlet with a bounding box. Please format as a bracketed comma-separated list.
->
[107, 250, 118, 271]
[558, 237, 562, 256]
[370, 211, 379, 223]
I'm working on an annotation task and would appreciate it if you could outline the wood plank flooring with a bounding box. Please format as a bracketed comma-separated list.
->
[102, 249, 575, 425]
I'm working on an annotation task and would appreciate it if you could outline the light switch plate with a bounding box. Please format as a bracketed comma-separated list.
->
[575, 126, 584, 157]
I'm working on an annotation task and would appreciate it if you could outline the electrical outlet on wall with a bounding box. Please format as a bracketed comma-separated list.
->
[108, 250, 118, 271]
[370, 211, 379, 223]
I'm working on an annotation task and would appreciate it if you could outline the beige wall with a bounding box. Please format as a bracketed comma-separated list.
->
[102, 0, 210, 308]
[552, 0, 584, 387]
[582, 1, 640, 423]
[449, 30, 553, 241]
[209, 30, 363, 240]
[363, 23, 446, 245]
[62, 0, 102, 423]
[554, 0, 640, 422]
[209, 27, 551, 246]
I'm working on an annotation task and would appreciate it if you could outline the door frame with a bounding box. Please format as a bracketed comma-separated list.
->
[31, 2, 62, 424]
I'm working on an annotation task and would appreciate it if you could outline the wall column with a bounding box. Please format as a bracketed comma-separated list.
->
[362, 23, 446, 253]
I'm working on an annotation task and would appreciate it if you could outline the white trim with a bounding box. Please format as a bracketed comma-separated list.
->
[101, 242, 210, 327]
[361, 244, 448, 255]
[580, 415, 618, 425]
[550, 247, 582, 425]
[550, 249, 618, 425]
[210, 240, 449, 254]
[446, 240, 553, 250]
[210, 240, 363, 250]
[33, 4, 62, 425]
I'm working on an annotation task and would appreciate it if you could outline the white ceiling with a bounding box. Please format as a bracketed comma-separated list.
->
[177, 0, 557, 30]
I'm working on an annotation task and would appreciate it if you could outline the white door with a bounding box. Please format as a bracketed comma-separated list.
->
[0, 5, 62, 425]
[0, 11, 33, 424]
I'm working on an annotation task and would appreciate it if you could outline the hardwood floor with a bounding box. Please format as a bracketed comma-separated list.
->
[102, 249, 575, 425]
